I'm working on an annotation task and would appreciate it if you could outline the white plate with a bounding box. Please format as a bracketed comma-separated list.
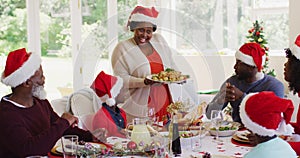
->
[209, 129, 238, 137]
[56, 142, 103, 154]
[235, 130, 251, 140]
[159, 130, 207, 138]
[146, 74, 187, 84]
[106, 136, 130, 145]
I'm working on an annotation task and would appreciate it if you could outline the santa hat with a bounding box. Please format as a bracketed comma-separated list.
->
[126, 6, 159, 31]
[1, 48, 41, 88]
[240, 91, 294, 136]
[290, 34, 300, 60]
[235, 43, 266, 72]
[90, 71, 123, 107]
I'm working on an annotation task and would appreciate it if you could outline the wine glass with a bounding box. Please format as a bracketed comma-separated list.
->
[210, 110, 224, 142]
[147, 107, 157, 126]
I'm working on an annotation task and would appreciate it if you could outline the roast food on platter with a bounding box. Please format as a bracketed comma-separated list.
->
[149, 68, 189, 83]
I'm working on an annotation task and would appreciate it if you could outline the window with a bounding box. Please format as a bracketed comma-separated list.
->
[175, 0, 289, 55]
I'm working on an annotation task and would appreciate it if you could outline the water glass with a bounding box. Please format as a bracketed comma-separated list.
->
[210, 110, 223, 142]
[61, 135, 78, 158]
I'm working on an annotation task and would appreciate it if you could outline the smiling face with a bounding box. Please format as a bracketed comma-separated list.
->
[133, 22, 154, 45]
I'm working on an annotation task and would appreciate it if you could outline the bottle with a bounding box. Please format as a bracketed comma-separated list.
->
[171, 114, 181, 156]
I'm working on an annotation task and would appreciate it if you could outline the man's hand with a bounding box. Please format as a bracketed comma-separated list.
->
[61, 112, 79, 128]
[91, 128, 108, 143]
[225, 82, 244, 102]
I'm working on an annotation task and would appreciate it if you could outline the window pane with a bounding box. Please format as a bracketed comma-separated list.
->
[0, 1, 27, 96]
[175, 0, 289, 54]
[40, 0, 72, 100]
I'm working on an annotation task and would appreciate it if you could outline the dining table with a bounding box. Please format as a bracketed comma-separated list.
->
[48, 131, 252, 158]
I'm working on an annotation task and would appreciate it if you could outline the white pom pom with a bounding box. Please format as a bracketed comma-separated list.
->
[106, 98, 116, 107]
[277, 119, 295, 135]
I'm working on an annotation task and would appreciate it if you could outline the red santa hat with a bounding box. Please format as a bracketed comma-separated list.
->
[235, 43, 266, 72]
[90, 71, 123, 107]
[1, 48, 41, 88]
[290, 34, 300, 60]
[240, 91, 294, 136]
[127, 6, 159, 31]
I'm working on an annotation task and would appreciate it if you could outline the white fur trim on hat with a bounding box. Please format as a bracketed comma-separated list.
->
[290, 44, 300, 60]
[110, 76, 123, 99]
[235, 50, 266, 68]
[1, 53, 41, 88]
[235, 50, 256, 67]
[129, 13, 157, 26]
[240, 92, 278, 136]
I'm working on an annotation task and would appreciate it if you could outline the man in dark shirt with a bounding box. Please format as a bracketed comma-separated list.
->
[0, 48, 107, 157]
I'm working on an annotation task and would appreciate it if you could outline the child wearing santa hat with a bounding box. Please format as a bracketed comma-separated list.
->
[206, 42, 284, 124]
[284, 34, 300, 155]
[91, 71, 127, 138]
[240, 91, 297, 158]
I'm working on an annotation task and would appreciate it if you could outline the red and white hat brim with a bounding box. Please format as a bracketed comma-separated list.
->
[290, 44, 300, 60]
[240, 92, 278, 136]
[235, 50, 266, 67]
[1, 53, 41, 88]
[129, 13, 157, 25]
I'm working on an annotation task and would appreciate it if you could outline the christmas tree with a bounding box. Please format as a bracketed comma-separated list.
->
[246, 20, 276, 77]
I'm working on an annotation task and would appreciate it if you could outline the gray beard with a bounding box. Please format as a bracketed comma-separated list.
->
[32, 85, 47, 100]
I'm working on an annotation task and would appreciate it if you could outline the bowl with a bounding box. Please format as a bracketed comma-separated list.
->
[209, 129, 238, 137]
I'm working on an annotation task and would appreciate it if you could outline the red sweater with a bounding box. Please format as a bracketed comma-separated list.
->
[289, 92, 300, 156]
[0, 95, 93, 158]
[92, 105, 127, 138]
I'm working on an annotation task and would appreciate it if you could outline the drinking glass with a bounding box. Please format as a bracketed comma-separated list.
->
[191, 125, 203, 152]
[61, 135, 78, 158]
[147, 107, 157, 126]
[210, 110, 223, 142]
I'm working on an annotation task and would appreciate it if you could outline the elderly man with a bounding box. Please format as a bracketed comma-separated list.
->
[0, 48, 106, 157]
[206, 43, 284, 124]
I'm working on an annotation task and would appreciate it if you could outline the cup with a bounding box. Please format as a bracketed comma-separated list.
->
[61, 135, 78, 158]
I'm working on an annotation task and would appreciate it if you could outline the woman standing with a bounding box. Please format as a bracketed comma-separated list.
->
[111, 6, 179, 124]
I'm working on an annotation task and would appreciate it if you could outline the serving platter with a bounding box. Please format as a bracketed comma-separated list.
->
[146, 74, 188, 84]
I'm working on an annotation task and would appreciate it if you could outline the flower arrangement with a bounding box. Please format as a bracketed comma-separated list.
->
[246, 20, 276, 77]
[166, 101, 184, 115]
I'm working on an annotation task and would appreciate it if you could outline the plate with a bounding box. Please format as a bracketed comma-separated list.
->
[56, 142, 105, 154]
[159, 130, 207, 138]
[146, 74, 188, 84]
[209, 129, 238, 137]
[232, 134, 250, 143]
[235, 130, 251, 140]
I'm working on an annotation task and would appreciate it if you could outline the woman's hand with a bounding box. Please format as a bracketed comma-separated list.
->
[144, 77, 161, 85]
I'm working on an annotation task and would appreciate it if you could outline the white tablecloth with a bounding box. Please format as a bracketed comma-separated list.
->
[106, 133, 252, 158]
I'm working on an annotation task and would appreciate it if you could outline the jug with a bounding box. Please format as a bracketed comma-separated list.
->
[130, 118, 152, 148]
